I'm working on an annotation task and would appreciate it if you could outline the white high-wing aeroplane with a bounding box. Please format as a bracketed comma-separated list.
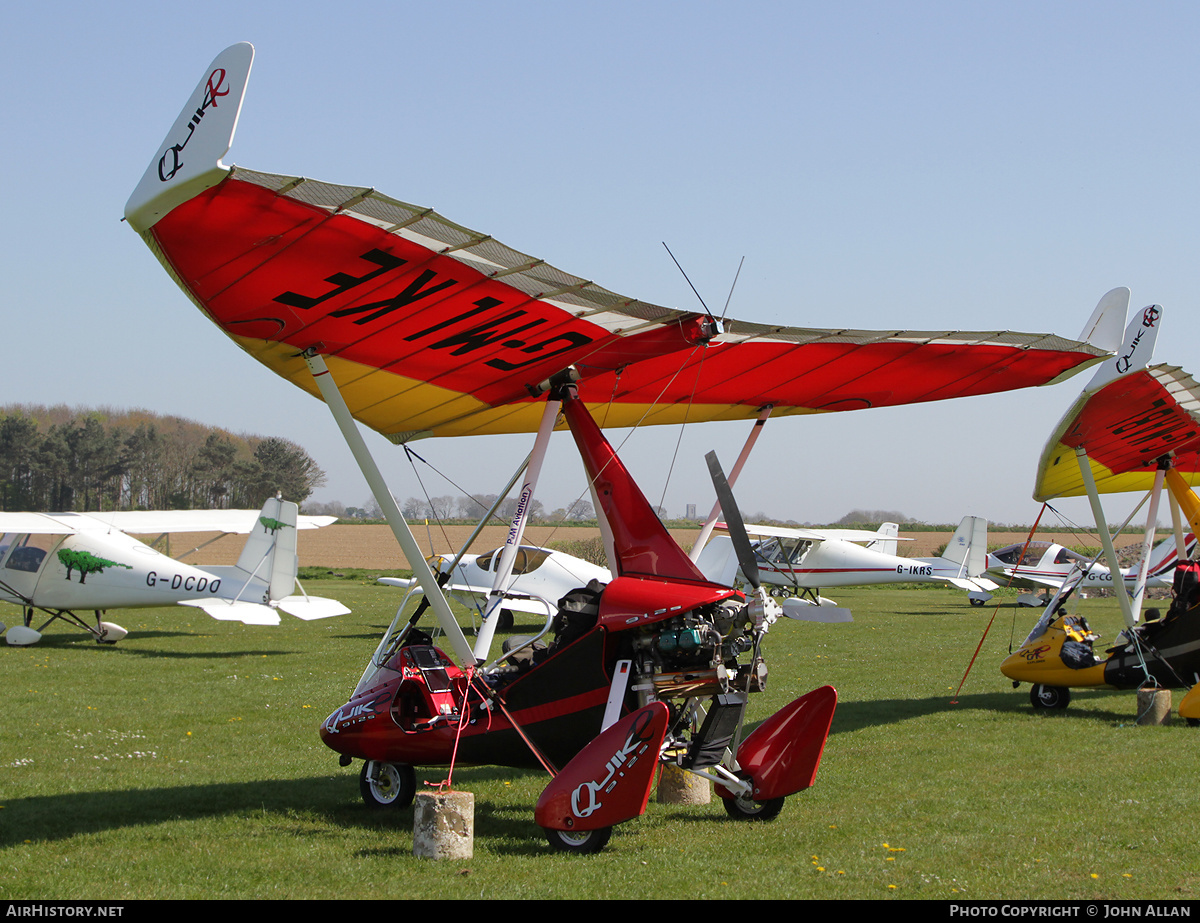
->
[694, 515, 998, 609]
[380, 544, 611, 630]
[984, 532, 1195, 606]
[0, 497, 349, 646]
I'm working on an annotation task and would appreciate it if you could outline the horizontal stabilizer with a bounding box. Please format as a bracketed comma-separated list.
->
[276, 596, 350, 620]
[945, 577, 999, 591]
[181, 598, 281, 626]
[781, 599, 853, 623]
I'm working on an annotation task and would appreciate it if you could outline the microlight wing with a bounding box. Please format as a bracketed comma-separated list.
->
[1032, 303, 1200, 499]
[126, 44, 1110, 444]
[1034, 363, 1200, 500]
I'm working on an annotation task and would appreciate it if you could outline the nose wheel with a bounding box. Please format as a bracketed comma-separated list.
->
[1029, 684, 1070, 710]
[359, 760, 416, 809]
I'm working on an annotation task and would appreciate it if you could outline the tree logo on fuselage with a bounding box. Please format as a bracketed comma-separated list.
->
[57, 549, 133, 584]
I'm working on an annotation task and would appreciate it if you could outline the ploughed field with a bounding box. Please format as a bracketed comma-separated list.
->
[147, 524, 1145, 570]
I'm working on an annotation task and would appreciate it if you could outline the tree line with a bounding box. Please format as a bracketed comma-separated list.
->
[0, 405, 326, 512]
[304, 495, 599, 524]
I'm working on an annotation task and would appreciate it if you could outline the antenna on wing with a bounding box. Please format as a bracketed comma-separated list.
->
[720, 256, 745, 324]
[662, 242, 716, 325]
[662, 243, 745, 332]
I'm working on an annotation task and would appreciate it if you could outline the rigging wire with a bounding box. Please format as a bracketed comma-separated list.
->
[656, 345, 711, 516]
[951, 503, 1048, 703]
[650, 248, 745, 515]
[403, 444, 458, 558]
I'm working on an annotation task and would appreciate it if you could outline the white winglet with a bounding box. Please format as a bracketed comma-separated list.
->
[1077, 287, 1130, 355]
[125, 42, 254, 232]
[1085, 302, 1162, 392]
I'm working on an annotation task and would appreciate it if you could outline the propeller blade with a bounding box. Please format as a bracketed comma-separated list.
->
[705, 451, 760, 590]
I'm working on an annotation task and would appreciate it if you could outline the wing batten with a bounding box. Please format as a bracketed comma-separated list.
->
[138, 143, 1107, 439]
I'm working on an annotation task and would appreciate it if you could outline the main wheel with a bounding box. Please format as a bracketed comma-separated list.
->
[1029, 684, 1070, 710]
[497, 608, 515, 631]
[969, 597, 985, 607]
[722, 790, 786, 821]
[359, 760, 416, 809]
[543, 825, 612, 854]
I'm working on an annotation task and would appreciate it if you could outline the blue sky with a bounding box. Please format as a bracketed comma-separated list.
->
[4, 1, 1200, 531]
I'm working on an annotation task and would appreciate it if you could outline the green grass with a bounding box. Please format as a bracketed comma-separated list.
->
[1, 582, 1195, 900]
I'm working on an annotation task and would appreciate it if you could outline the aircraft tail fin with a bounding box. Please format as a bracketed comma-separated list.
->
[1147, 532, 1198, 578]
[192, 496, 349, 623]
[939, 516, 989, 577]
[234, 496, 300, 601]
[865, 522, 899, 557]
[693, 535, 742, 587]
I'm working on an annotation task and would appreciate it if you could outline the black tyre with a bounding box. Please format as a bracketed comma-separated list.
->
[722, 790, 786, 821]
[544, 825, 612, 854]
[969, 597, 985, 607]
[359, 760, 416, 809]
[1029, 684, 1070, 710]
[498, 608, 515, 631]
[1186, 717, 1199, 728]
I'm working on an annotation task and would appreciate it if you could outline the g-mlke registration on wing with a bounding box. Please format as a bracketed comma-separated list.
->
[126, 44, 1110, 442]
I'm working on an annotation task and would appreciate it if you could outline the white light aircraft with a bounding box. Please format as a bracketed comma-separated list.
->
[0, 497, 349, 646]
[693, 515, 996, 614]
[984, 533, 1195, 607]
[380, 544, 611, 630]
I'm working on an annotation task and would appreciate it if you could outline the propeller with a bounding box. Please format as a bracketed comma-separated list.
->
[705, 451, 761, 592]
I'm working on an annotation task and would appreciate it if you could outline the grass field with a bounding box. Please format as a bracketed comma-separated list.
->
[2, 580, 1196, 900]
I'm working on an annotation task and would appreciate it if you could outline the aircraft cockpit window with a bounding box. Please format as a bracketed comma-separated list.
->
[782, 539, 811, 563]
[1054, 547, 1086, 565]
[5, 534, 53, 573]
[755, 539, 785, 564]
[475, 546, 550, 575]
[993, 542, 1051, 566]
[512, 548, 550, 575]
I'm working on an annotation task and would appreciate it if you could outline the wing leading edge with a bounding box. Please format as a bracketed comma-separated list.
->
[127, 45, 1110, 444]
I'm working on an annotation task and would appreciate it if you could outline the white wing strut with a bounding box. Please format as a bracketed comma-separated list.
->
[1074, 446, 1139, 630]
[689, 405, 772, 563]
[1130, 465, 1167, 619]
[303, 350, 474, 665]
[473, 398, 560, 662]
